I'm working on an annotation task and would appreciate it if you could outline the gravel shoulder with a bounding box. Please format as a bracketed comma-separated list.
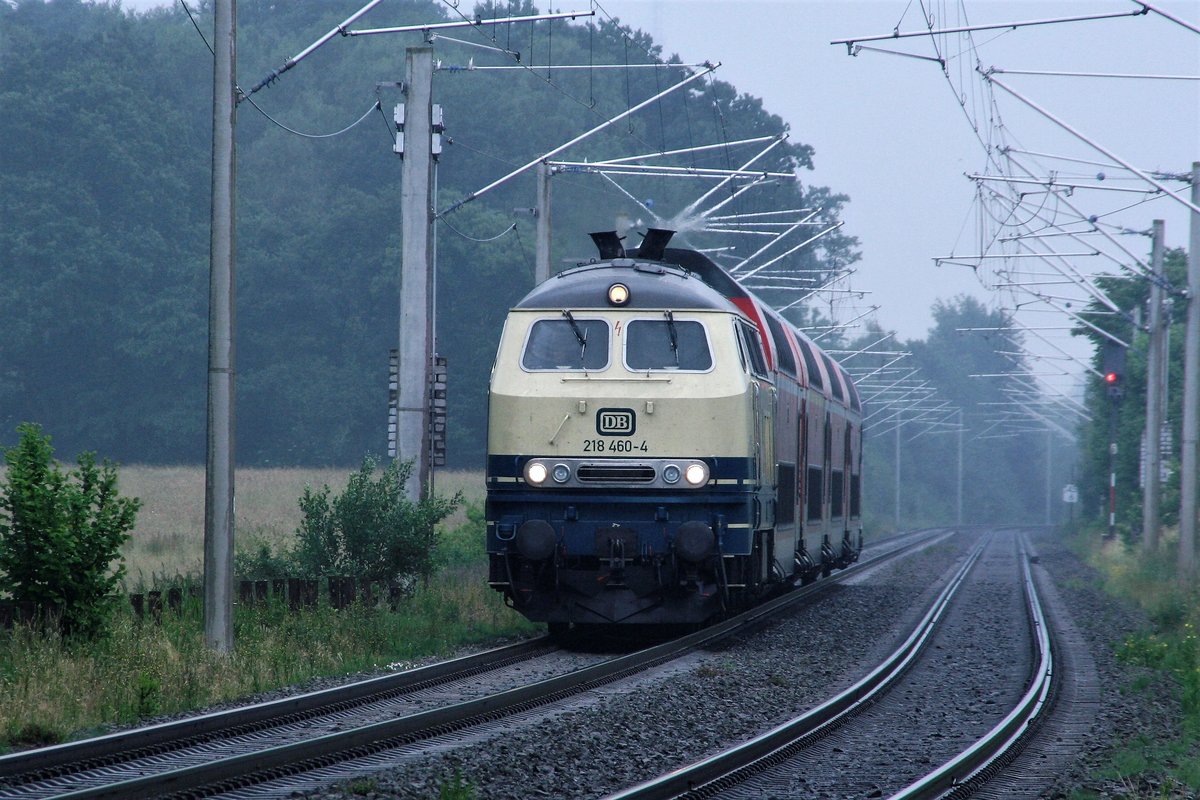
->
[1023, 530, 1193, 799]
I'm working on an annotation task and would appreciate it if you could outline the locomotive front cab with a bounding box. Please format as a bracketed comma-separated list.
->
[485, 260, 769, 627]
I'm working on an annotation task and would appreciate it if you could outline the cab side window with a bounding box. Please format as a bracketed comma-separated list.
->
[735, 321, 769, 379]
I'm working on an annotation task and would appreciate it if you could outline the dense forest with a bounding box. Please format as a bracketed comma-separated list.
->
[0, 0, 854, 467]
[1, 0, 1080, 528]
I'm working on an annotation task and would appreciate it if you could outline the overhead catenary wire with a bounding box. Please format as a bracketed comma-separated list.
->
[241, 95, 381, 139]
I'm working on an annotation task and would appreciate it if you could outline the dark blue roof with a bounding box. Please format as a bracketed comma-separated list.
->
[514, 259, 739, 312]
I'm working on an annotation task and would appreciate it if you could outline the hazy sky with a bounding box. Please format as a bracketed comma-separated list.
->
[592, 0, 1198, 398]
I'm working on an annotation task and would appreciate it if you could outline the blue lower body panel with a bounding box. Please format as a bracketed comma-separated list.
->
[486, 487, 757, 626]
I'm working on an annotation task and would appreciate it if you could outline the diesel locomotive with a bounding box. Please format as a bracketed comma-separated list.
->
[485, 229, 862, 630]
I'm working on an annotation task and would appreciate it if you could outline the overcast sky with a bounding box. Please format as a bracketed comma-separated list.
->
[592, 1, 1198, 398]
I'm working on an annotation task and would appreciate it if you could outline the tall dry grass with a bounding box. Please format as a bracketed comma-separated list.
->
[0, 567, 537, 748]
[117, 466, 484, 587]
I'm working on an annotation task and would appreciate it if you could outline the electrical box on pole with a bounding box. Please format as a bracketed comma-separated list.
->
[388, 353, 446, 467]
[430, 355, 447, 467]
[387, 349, 399, 459]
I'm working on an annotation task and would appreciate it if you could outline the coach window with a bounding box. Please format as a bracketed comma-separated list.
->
[521, 317, 610, 371]
[764, 314, 796, 377]
[830, 468, 845, 519]
[796, 338, 823, 390]
[820, 353, 844, 402]
[626, 317, 712, 371]
[776, 463, 797, 526]
[846, 379, 862, 413]
[806, 466, 823, 521]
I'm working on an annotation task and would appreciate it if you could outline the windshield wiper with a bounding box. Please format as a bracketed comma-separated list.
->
[664, 310, 679, 366]
[562, 310, 587, 364]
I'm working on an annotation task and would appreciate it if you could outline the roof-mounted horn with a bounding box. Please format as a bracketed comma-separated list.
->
[589, 231, 626, 260]
[637, 228, 675, 261]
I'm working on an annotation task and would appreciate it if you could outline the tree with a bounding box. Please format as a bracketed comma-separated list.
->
[1073, 248, 1189, 532]
[0, 0, 859, 468]
[0, 423, 141, 637]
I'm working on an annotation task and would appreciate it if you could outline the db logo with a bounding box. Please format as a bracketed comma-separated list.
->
[596, 408, 636, 436]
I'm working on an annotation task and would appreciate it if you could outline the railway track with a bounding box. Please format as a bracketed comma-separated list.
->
[0, 530, 948, 800]
[604, 530, 1053, 799]
[0, 636, 565, 799]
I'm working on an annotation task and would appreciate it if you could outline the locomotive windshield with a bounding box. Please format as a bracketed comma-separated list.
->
[625, 318, 712, 371]
[522, 317, 610, 370]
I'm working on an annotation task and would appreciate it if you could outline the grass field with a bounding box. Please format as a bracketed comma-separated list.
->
[0, 465, 538, 750]
[117, 466, 485, 589]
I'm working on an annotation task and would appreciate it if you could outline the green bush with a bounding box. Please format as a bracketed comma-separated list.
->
[293, 456, 460, 585]
[0, 423, 140, 638]
[435, 501, 487, 568]
[234, 533, 296, 580]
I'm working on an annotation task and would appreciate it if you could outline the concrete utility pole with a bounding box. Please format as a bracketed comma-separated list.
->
[1143, 220, 1165, 552]
[894, 420, 902, 531]
[1044, 427, 1053, 526]
[956, 410, 963, 527]
[1181, 163, 1200, 583]
[204, 0, 236, 654]
[535, 161, 552, 284]
[397, 45, 435, 503]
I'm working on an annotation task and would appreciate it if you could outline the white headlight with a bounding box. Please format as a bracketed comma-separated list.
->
[684, 462, 709, 486]
[525, 461, 549, 485]
[607, 283, 630, 306]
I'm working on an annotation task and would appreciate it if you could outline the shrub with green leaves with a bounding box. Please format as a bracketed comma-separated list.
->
[0, 423, 141, 637]
[293, 456, 460, 585]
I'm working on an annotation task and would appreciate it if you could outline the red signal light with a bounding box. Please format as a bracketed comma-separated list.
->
[1104, 371, 1119, 384]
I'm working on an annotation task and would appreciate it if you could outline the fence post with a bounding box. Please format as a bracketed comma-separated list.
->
[167, 587, 183, 614]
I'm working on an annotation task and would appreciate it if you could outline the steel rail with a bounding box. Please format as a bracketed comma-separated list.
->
[14, 531, 950, 800]
[601, 536, 989, 800]
[886, 532, 1054, 798]
[0, 637, 553, 781]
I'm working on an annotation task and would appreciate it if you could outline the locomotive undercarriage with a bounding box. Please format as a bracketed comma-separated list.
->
[488, 526, 860, 628]
[492, 550, 727, 626]
[487, 492, 766, 626]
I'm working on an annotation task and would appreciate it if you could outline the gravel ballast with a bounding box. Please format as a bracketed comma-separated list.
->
[123, 527, 1172, 800]
[271, 528, 1190, 800]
